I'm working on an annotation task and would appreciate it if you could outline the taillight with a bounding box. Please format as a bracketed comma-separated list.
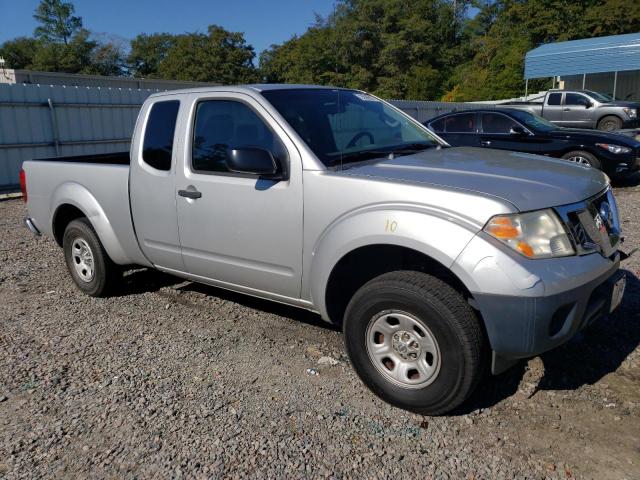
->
[19, 168, 27, 203]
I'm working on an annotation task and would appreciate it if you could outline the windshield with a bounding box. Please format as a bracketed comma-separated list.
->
[261, 88, 441, 167]
[508, 109, 559, 132]
[584, 90, 612, 102]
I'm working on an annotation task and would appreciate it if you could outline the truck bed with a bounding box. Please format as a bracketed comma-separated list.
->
[22, 154, 149, 267]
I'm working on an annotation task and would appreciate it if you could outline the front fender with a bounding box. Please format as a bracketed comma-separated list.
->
[51, 182, 133, 265]
[306, 205, 480, 321]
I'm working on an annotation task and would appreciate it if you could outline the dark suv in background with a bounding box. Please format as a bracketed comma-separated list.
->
[425, 108, 640, 180]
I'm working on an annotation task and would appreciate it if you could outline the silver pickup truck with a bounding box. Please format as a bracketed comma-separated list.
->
[22, 85, 628, 415]
[504, 89, 639, 131]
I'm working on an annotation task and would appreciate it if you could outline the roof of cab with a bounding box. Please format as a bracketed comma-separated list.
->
[148, 83, 354, 98]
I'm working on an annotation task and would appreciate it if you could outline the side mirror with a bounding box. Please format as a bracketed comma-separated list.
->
[509, 126, 527, 136]
[226, 147, 283, 179]
[585, 101, 593, 109]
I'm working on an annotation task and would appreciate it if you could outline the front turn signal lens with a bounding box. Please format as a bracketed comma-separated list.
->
[484, 209, 575, 259]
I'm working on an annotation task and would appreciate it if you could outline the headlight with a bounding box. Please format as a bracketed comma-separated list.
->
[623, 108, 637, 118]
[484, 209, 575, 259]
[596, 143, 631, 154]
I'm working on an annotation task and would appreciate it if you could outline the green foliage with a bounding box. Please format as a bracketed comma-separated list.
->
[127, 33, 176, 78]
[1, 0, 125, 75]
[259, 0, 472, 99]
[33, 0, 82, 45]
[156, 26, 257, 84]
[260, 0, 640, 101]
[0, 37, 39, 69]
[445, 0, 640, 100]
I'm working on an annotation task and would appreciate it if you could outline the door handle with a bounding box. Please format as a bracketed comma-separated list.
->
[178, 189, 202, 199]
[563, 108, 571, 111]
[480, 140, 491, 147]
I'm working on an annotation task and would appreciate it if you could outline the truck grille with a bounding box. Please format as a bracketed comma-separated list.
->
[555, 188, 621, 258]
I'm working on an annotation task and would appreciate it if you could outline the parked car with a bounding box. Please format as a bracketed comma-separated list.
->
[425, 108, 640, 179]
[22, 85, 628, 415]
[501, 89, 639, 131]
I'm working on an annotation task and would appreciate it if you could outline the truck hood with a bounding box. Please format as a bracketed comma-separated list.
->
[600, 100, 640, 108]
[338, 146, 608, 211]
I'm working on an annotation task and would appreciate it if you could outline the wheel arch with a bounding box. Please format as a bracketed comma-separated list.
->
[597, 114, 623, 130]
[322, 243, 477, 327]
[50, 182, 132, 264]
[306, 205, 488, 324]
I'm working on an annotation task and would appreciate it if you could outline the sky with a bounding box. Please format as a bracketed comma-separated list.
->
[0, 0, 337, 55]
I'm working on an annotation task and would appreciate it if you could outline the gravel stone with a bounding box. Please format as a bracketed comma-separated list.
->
[1, 183, 639, 479]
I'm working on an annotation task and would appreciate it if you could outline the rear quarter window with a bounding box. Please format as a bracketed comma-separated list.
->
[547, 93, 562, 106]
[142, 100, 180, 171]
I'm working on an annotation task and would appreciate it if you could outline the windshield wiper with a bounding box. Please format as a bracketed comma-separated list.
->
[388, 143, 436, 155]
[332, 143, 436, 166]
[330, 149, 394, 166]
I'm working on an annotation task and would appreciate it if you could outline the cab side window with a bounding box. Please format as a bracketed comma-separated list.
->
[547, 93, 562, 106]
[192, 100, 286, 173]
[142, 100, 180, 171]
[565, 93, 591, 107]
[481, 113, 519, 134]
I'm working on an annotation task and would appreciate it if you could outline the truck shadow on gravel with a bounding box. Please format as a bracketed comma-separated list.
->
[118, 267, 339, 330]
[457, 269, 640, 415]
[176, 281, 339, 331]
[118, 268, 185, 295]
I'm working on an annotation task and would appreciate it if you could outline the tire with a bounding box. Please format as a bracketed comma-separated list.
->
[343, 271, 486, 415]
[561, 150, 601, 169]
[62, 218, 119, 297]
[597, 115, 622, 132]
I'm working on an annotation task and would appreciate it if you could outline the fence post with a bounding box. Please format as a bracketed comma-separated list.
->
[47, 98, 60, 156]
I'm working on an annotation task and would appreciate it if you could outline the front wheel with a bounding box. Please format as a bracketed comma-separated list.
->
[561, 150, 601, 169]
[597, 115, 622, 131]
[63, 218, 119, 297]
[343, 271, 486, 415]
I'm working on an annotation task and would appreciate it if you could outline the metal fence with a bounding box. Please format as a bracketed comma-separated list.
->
[0, 83, 493, 189]
[388, 99, 495, 123]
[0, 84, 160, 189]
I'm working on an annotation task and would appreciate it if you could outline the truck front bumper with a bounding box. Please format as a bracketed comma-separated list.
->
[473, 260, 623, 374]
[452, 230, 624, 374]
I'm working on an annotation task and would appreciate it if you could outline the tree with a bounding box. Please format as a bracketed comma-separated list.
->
[156, 26, 257, 84]
[127, 33, 176, 78]
[442, 0, 639, 101]
[30, 28, 96, 74]
[0, 37, 39, 69]
[33, 0, 82, 45]
[89, 42, 126, 76]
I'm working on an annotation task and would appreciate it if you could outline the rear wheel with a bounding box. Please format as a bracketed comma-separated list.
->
[63, 218, 119, 297]
[597, 115, 622, 131]
[343, 271, 486, 415]
[561, 150, 601, 169]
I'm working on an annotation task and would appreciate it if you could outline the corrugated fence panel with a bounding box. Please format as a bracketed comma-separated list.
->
[0, 83, 491, 188]
[388, 99, 495, 123]
[0, 84, 160, 188]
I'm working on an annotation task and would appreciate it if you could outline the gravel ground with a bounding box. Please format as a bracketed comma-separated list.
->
[1, 186, 639, 479]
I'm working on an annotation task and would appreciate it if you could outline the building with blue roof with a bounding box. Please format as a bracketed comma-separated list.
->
[524, 32, 640, 101]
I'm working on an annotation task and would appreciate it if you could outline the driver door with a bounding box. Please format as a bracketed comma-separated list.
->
[174, 93, 304, 299]
[562, 93, 592, 128]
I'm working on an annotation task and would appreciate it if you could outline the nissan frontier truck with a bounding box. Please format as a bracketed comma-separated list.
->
[22, 85, 628, 415]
